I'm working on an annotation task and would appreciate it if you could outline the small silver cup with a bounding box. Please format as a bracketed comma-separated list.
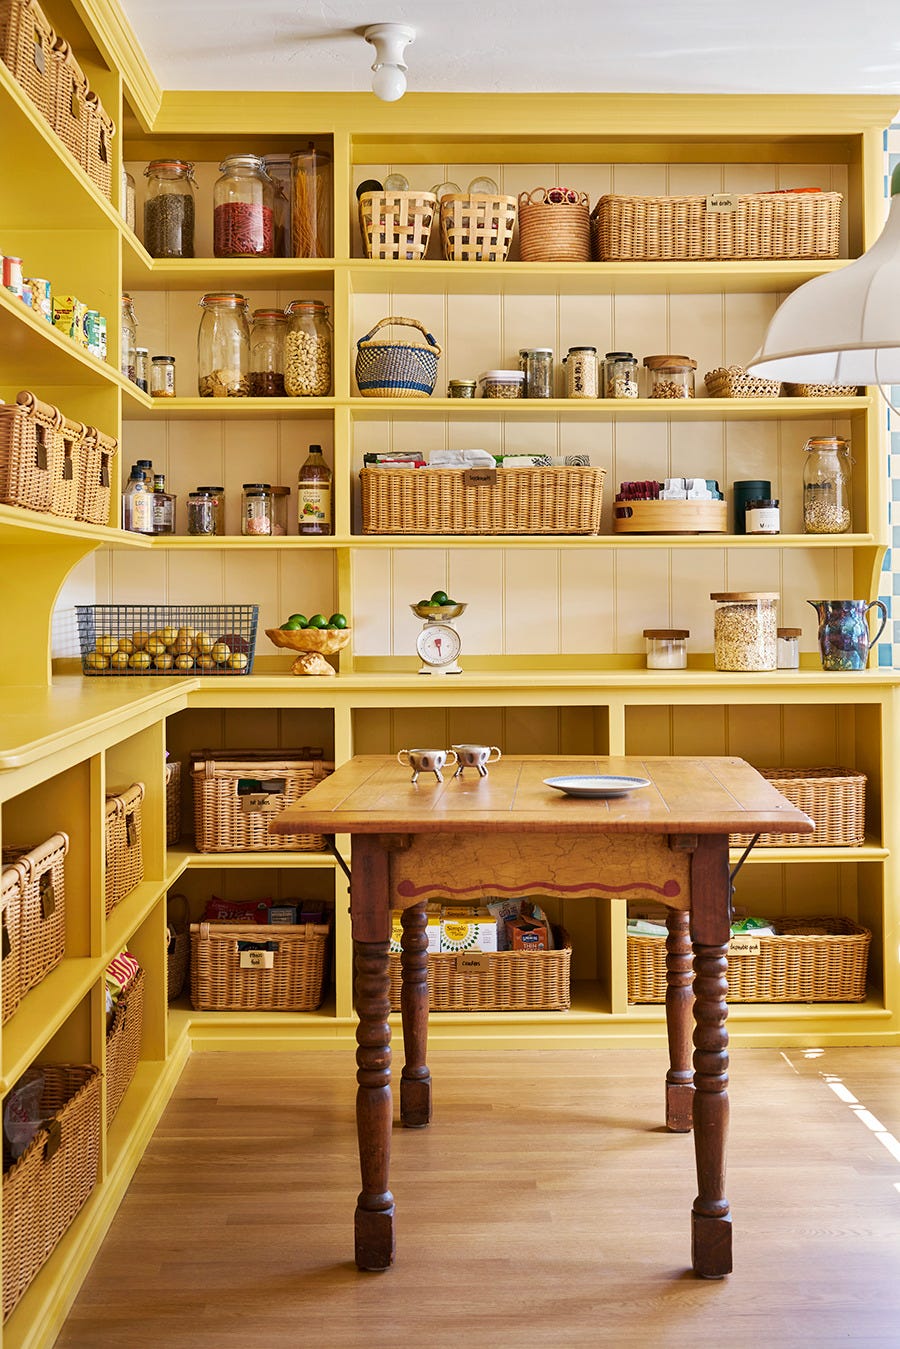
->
[397, 747, 458, 783]
[451, 744, 502, 778]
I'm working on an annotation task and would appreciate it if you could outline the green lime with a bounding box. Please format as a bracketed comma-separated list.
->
[442, 598, 456, 606]
[430, 589, 449, 605]
[308, 613, 328, 629]
[282, 616, 305, 630]
[418, 599, 432, 608]
[329, 613, 348, 629]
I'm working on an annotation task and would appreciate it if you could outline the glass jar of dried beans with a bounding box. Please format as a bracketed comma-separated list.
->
[249, 308, 288, 397]
[143, 159, 196, 258]
[213, 155, 275, 258]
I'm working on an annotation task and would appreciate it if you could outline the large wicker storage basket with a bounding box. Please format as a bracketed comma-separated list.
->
[190, 920, 331, 1011]
[627, 916, 870, 1003]
[0, 832, 68, 1024]
[81, 90, 114, 199]
[2, 1063, 102, 1321]
[0, 0, 55, 121]
[355, 316, 441, 398]
[105, 967, 143, 1125]
[440, 193, 517, 261]
[0, 393, 63, 513]
[360, 465, 605, 535]
[77, 424, 117, 525]
[104, 782, 144, 915]
[592, 190, 842, 261]
[190, 750, 333, 853]
[730, 767, 865, 847]
[51, 412, 83, 519]
[166, 893, 190, 1002]
[165, 760, 181, 846]
[518, 188, 590, 261]
[358, 190, 437, 260]
[388, 928, 571, 1012]
[49, 37, 88, 162]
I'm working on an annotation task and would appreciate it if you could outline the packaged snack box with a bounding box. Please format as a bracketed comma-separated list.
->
[390, 905, 441, 954]
[440, 905, 498, 953]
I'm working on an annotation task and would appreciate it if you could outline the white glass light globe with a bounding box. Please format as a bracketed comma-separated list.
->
[372, 64, 406, 102]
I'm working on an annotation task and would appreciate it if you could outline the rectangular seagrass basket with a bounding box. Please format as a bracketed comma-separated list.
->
[190, 920, 331, 1011]
[730, 766, 866, 848]
[1, 832, 68, 1024]
[190, 750, 333, 852]
[105, 967, 144, 1125]
[104, 782, 144, 915]
[360, 465, 605, 535]
[0, 0, 56, 123]
[627, 916, 870, 1003]
[388, 928, 571, 1012]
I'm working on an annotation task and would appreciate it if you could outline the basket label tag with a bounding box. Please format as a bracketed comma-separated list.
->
[1, 914, 10, 960]
[125, 811, 138, 845]
[463, 468, 497, 487]
[240, 949, 275, 969]
[454, 952, 491, 973]
[44, 1118, 61, 1159]
[33, 29, 45, 74]
[100, 460, 109, 487]
[240, 792, 279, 814]
[63, 450, 73, 481]
[707, 192, 738, 213]
[40, 872, 55, 917]
[729, 934, 760, 955]
[99, 129, 108, 164]
[35, 424, 47, 471]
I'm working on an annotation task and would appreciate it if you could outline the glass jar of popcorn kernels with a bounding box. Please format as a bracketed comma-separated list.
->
[644, 354, 697, 399]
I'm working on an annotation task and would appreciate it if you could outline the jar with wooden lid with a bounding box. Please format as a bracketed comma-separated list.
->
[776, 626, 801, 669]
[213, 155, 274, 258]
[710, 592, 778, 671]
[249, 308, 287, 397]
[643, 628, 689, 669]
[198, 293, 250, 397]
[644, 354, 697, 399]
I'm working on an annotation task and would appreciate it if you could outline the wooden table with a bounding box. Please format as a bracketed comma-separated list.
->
[271, 754, 813, 1279]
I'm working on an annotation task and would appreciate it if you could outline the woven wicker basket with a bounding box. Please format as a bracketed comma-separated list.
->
[104, 782, 144, 915]
[518, 188, 590, 262]
[190, 920, 331, 1011]
[165, 760, 181, 846]
[106, 967, 143, 1125]
[51, 412, 84, 520]
[360, 465, 605, 535]
[190, 750, 333, 853]
[77, 424, 117, 525]
[783, 382, 860, 397]
[355, 315, 441, 398]
[388, 927, 571, 1012]
[704, 365, 781, 398]
[627, 915, 870, 1004]
[49, 37, 88, 162]
[0, 832, 68, 1025]
[0, 0, 55, 122]
[592, 190, 842, 261]
[81, 90, 114, 199]
[166, 893, 190, 1002]
[0, 392, 64, 513]
[2, 1063, 101, 1320]
[358, 190, 437, 260]
[730, 766, 865, 847]
[440, 193, 517, 262]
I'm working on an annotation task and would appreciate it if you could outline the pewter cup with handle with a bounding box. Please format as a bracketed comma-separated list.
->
[451, 744, 502, 778]
[808, 599, 888, 671]
[397, 747, 457, 783]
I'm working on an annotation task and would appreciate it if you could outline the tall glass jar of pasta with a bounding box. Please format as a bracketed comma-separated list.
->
[213, 155, 274, 258]
[290, 145, 332, 257]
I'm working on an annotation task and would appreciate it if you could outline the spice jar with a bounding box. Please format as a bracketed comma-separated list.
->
[187, 489, 219, 536]
[603, 351, 639, 399]
[519, 348, 554, 399]
[710, 592, 779, 671]
[448, 379, 476, 398]
[745, 498, 780, 534]
[120, 293, 137, 383]
[643, 628, 689, 669]
[479, 370, 525, 399]
[644, 354, 697, 399]
[120, 166, 135, 231]
[150, 355, 176, 398]
[143, 159, 196, 258]
[213, 154, 274, 258]
[249, 308, 287, 397]
[776, 626, 801, 669]
[563, 346, 598, 399]
[262, 153, 292, 257]
[803, 436, 851, 534]
[284, 299, 332, 396]
[290, 144, 332, 258]
[198, 293, 250, 397]
[732, 479, 772, 535]
[134, 347, 149, 393]
[241, 483, 274, 535]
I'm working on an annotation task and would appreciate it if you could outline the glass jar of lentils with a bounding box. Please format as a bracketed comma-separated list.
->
[644, 354, 697, 399]
[710, 591, 779, 671]
[284, 299, 332, 396]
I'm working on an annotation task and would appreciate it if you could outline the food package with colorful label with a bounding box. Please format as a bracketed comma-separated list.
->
[439, 905, 498, 953]
[390, 904, 441, 954]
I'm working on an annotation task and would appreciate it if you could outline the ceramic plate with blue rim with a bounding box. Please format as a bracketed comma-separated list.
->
[543, 775, 652, 798]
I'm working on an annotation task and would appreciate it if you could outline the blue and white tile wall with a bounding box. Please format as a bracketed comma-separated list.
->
[879, 123, 900, 667]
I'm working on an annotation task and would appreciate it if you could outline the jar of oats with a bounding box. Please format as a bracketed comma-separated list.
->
[644, 354, 697, 399]
[710, 592, 779, 671]
[802, 436, 851, 534]
[284, 299, 332, 396]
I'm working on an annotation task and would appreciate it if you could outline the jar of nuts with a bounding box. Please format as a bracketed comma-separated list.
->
[802, 436, 851, 534]
[710, 592, 779, 671]
[284, 299, 332, 396]
[197, 293, 250, 397]
[643, 354, 697, 399]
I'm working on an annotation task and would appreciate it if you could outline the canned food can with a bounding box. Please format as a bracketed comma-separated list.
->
[3, 255, 23, 296]
[53, 295, 86, 343]
[84, 309, 101, 356]
[25, 277, 52, 322]
[21, 283, 32, 308]
[97, 314, 107, 360]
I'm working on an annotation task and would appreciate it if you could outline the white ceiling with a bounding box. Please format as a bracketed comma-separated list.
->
[119, 0, 900, 96]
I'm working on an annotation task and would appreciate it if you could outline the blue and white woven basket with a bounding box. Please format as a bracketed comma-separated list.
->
[355, 315, 441, 398]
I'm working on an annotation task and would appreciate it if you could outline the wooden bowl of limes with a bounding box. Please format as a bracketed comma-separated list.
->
[266, 616, 351, 654]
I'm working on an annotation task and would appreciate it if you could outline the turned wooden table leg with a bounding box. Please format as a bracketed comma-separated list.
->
[354, 938, 394, 1270]
[400, 902, 432, 1128]
[689, 835, 732, 1278]
[664, 909, 694, 1133]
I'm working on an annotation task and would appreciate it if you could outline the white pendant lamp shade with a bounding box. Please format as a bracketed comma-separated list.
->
[747, 166, 900, 387]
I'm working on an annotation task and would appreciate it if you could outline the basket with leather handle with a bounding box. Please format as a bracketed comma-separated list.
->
[355, 315, 441, 398]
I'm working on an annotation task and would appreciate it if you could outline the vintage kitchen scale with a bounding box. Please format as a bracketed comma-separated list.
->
[411, 600, 467, 674]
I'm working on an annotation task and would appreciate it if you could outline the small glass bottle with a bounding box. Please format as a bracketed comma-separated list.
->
[187, 489, 218, 536]
[249, 308, 287, 397]
[151, 355, 176, 398]
[644, 354, 697, 399]
[519, 348, 554, 399]
[603, 351, 639, 399]
[776, 626, 801, 669]
[564, 346, 598, 399]
[151, 473, 176, 534]
[803, 436, 852, 534]
[290, 144, 332, 258]
[120, 294, 137, 383]
[213, 154, 274, 258]
[297, 444, 332, 535]
[710, 591, 779, 671]
[143, 159, 196, 258]
[134, 347, 150, 393]
[745, 498, 780, 534]
[284, 300, 332, 396]
[198, 293, 250, 397]
[643, 628, 689, 669]
[123, 468, 153, 534]
[242, 483, 273, 536]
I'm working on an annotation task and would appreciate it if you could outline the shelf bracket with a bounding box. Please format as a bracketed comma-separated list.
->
[728, 834, 760, 917]
[325, 835, 352, 885]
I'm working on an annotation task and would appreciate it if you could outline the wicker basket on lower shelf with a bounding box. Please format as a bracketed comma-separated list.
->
[190, 749, 333, 852]
[388, 928, 571, 1012]
[104, 782, 144, 915]
[2, 1063, 102, 1321]
[190, 920, 331, 1011]
[1, 832, 68, 1024]
[166, 893, 190, 1002]
[730, 766, 866, 847]
[106, 968, 144, 1125]
[627, 915, 870, 1004]
[165, 760, 181, 846]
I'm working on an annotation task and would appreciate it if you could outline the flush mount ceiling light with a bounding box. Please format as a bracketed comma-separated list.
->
[747, 164, 900, 411]
[364, 23, 415, 102]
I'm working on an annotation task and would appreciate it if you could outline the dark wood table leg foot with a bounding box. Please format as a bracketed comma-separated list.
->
[354, 938, 395, 1271]
[664, 909, 694, 1133]
[690, 940, 732, 1278]
[400, 903, 432, 1128]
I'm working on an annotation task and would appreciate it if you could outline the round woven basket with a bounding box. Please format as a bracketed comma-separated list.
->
[518, 188, 590, 262]
[355, 315, 441, 398]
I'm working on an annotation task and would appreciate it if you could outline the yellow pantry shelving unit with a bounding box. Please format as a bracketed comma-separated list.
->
[1, 0, 899, 1339]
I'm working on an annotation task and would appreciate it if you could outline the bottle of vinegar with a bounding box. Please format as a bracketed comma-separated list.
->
[297, 443, 332, 535]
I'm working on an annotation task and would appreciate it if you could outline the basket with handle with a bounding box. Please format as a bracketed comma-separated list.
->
[0, 0, 56, 122]
[51, 411, 84, 519]
[77, 423, 117, 525]
[105, 965, 144, 1125]
[355, 315, 441, 398]
[358, 190, 437, 260]
[166, 892, 190, 1002]
[49, 36, 88, 162]
[518, 187, 591, 262]
[0, 391, 63, 513]
[1, 831, 68, 1024]
[440, 193, 518, 261]
[81, 90, 114, 199]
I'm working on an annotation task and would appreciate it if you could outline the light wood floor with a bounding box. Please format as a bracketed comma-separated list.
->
[56, 1044, 900, 1349]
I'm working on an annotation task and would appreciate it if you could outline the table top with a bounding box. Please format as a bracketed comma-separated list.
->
[270, 754, 814, 838]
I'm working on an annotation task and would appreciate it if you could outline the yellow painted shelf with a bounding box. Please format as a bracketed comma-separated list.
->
[132, 531, 878, 550]
[1, 958, 96, 1089]
[123, 394, 336, 420]
[122, 247, 337, 291]
[0, 287, 127, 391]
[0, 504, 148, 549]
[168, 845, 337, 869]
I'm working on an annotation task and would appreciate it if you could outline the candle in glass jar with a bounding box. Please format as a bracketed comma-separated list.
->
[643, 628, 689, 669]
